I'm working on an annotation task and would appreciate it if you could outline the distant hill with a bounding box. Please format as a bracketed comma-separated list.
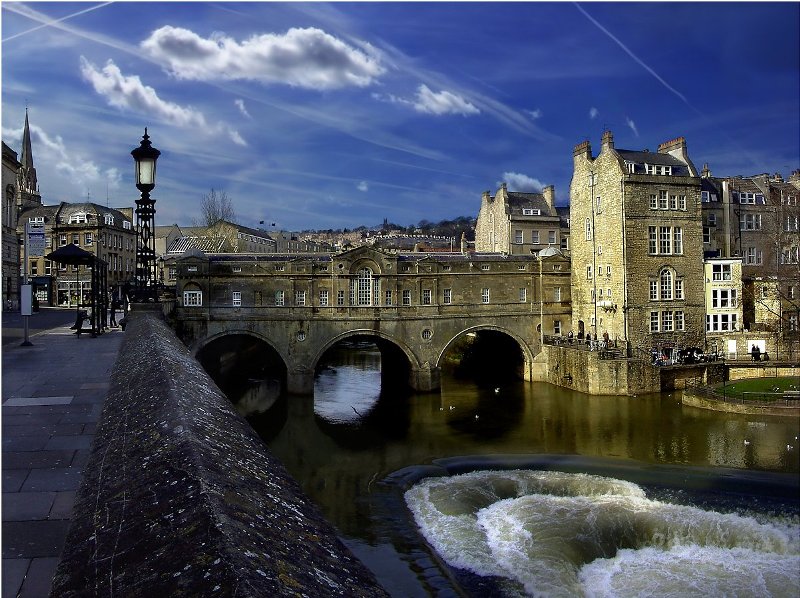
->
[300, 216, 476, 241]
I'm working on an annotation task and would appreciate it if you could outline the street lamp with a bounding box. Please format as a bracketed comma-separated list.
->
[131, 128, 160, 301]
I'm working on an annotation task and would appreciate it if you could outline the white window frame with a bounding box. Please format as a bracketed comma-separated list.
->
[275, 290, 285, 306]
[319, 289, 329, 306]
[183, 290, 202, 307]
[232, 291, 242, 307]
[422, 289, 432, 305]
[295, 290, 306, 306]
[443, 289, 452, 305]
[402, 290, 411, 306]
[519, 288, 527, 303]
[481, 288, 490, 303]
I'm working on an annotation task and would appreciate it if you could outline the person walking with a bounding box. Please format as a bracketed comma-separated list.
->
[109, 299, 118, 328]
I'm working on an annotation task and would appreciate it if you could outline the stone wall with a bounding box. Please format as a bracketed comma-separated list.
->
[50, 310, 387, 597]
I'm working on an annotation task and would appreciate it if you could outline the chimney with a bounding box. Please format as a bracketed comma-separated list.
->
[789, 170, 800, 186]
[657, 136, 698, 176]
[542, 185, 555, 212]
[701, 163, 711, 178]
[500, 182, 507, 192]
[771, 172, 784, 183]
[482, 190, 492, 202]
[601, 130, 614, 151]
[573, 140, 592, 160]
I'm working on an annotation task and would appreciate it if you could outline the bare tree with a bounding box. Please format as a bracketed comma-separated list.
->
[197, 188, 236, 227]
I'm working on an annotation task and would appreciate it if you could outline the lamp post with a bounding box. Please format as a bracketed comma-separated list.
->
[131, 128, 160, 302]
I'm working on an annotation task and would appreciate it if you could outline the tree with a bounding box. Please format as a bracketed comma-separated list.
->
[198, 188, 236, 227]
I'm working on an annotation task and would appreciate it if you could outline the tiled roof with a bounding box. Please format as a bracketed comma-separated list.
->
[617, 150, 692, 176]
[506, 192, 556, 217]
[167, 236, 227, 254]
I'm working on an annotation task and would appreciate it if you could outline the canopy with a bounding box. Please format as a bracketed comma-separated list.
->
[45, 243, 96, 265]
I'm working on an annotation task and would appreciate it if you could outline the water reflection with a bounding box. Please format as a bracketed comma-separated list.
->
[240, 343, 799, 596]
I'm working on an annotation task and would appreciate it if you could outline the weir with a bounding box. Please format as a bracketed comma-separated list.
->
[50, 308, 388, 597]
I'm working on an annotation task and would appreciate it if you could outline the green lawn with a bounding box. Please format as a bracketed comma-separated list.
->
[717, 377, 800, 400]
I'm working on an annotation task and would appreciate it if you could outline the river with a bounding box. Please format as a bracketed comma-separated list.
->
[236, 342, 800, 597]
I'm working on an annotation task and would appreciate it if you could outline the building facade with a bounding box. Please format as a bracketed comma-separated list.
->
[570, 132, 706, 357]
[18, 202, 136, 305]
[2, 142, 21, 310]
[475, 183, 566, 254]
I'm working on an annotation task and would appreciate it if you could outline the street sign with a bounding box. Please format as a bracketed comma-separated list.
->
[26, 222, 46, 256]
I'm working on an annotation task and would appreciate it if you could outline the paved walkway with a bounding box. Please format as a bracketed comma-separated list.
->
[2, 320, 123, 598]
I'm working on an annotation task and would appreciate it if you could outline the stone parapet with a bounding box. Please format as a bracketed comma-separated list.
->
[50, 313, 387, 597]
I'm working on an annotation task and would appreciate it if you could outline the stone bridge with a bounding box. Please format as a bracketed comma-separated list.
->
[172, 246, 572, 393]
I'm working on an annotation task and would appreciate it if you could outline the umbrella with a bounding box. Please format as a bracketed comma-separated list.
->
[45, 244, 97, 322]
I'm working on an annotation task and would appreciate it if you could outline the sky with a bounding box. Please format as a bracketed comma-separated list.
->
[2, 1, 799, 232]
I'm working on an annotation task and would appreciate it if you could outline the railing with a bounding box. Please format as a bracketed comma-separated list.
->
[543, 335, 625, 359]
[684, 380, 800, 408]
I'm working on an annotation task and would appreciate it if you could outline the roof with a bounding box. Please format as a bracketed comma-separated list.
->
[505, 192, 557, 217]
[616, 150, 692, 176]
[167, 235, 227, 254]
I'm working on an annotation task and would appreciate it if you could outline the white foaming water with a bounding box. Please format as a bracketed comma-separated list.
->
[404, 470, 800, 597]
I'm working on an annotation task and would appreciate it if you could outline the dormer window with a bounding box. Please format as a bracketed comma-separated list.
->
[104, 213, 115, 225]
[625, 161, 636, 174]
[522, 208, 541, 216]
[645, 164, 672, 176]
[29, 216, 44, 224]
[69, 212, 88, 224]
[123, 221, 132, 230]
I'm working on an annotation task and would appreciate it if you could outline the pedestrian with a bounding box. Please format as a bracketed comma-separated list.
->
[109, 299, 118, 327]
[567, 330, 574, 344]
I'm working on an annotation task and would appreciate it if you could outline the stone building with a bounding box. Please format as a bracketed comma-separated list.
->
[474, 183, 566, 254]
[17, 202, 136, 305]
[703, 257, 744, 356]
[2, 142, 21, 310]
[569, 132, 706, 358]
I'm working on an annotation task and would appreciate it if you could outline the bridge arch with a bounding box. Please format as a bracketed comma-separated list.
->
[311, 328, 422, 374]
[437, 324, 535, 382]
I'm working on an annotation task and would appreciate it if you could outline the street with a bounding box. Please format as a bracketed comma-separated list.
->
[1, 308, 78, 346]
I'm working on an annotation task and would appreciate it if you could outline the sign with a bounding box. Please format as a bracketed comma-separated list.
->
[26, 222, 46, 257]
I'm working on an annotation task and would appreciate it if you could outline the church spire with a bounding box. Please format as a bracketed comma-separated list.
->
[17, 107, 41, 209]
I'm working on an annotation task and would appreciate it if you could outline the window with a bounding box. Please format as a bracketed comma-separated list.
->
[514, 230, 523, 244]
[553, 320, 562, 335]
[706, 313, 737, 332]
[275, 290, 285, 306]
[518, 265, 527, 271]
[662, 311, 673, 331]
[531, 230, 540, 244]
[519, 288, 527, 302]
[523, 208, 541, 216]
[739, 192, 756, 204]
[586, 265, 593, 280]
[554, 287, 561, 301]
[597, 245, 603, 255]
[123, 221, 132, 230]
[29, 260, 38, 275]
[701, 190, 710, 203]
[712, 289, 737, 308]
[443, 289, 452, 304]
[232, 291, 242, 307]
[607, 288, 612, 298]
[232, 266, 242, 273]
[72, 233, 80, 245]
[585, 218, 592, 240]
[650, 312, 659, 332]
[481, 288, 490, 303]
[649, 194, 658, 210]
[650, 280, 658, 301]
[596, 196, 602, 212]
[168, 266, 176, 280]
[745, 247, 762, 265]
[702, 227, 711, 244]
[385, 290, 392, 305]
[442, 265, 451, 271]
[712, 264, 732, 281]
[44, 260, 52, 275]
[68, 212, 87, 224]
[740, 213, 761, 230]
[356, 268, 373, 305]
[669, 194, 678, 210]
[787, 216, 799, 232]
[626, 161, 636, 174]
[660, 269, 673, 300]
[788, 286, 795, 300]
[675, 279, 684, 300]
[183, 290, 202, 307]
[658, 190, 668, 210]
[649, 227, 657, 254]
[104, 213, 114, 225]
[659, 227, 671, 254]
[675, 311, 684, 331]
[402, 290, 411, 305]
[422, 289, 432, 305]
[606, 265, 611, 277]
[84, 233, 93, 245]
[422, 329, 433, 340]
[275, 265, 285, 272]
[679, 195, 686, 210]
[707, 213, 716, 227]
[337, 290, 345, 306]
[481, 264, 490, 271]
[673, 228, 683, 254]
[319, 290, 329, 306]
[295, 290, 306, 306]
[548, 230, 556, 245]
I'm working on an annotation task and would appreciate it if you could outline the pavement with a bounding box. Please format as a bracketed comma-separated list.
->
[1, 308, 124, 598]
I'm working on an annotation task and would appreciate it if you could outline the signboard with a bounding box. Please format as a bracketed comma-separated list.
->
[26, 222, 46, 257]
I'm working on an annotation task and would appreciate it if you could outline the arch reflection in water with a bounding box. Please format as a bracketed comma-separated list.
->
[405, 470, 800, 598]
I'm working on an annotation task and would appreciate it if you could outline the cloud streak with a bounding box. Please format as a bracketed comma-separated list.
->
[141, 25, 386, 90]
[499, 172, 545, 193]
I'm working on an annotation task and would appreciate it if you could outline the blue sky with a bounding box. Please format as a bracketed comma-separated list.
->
[2, 2, 799, 231]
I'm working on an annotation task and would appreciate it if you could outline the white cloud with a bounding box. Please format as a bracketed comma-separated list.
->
[1, 124, 121, 193]
[413, 84, 480, 116]
[141, 26, 385, 90]
[234, 99, 251, 119]
[80, 57, 209, 128]
[499, 172, 545, 193]
[80, 57, 246, 145]
[626, 116, 639, 137]
[590, 107, 599, 119]
[357, 181, 369, 192]
[526, 108, 543, 120]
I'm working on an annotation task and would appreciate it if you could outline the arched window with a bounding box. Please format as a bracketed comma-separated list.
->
[660, 268, 673, 300]
[356, 267, 373, 305]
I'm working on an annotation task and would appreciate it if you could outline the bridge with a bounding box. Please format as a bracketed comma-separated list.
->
[172, 246, 572, 393]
